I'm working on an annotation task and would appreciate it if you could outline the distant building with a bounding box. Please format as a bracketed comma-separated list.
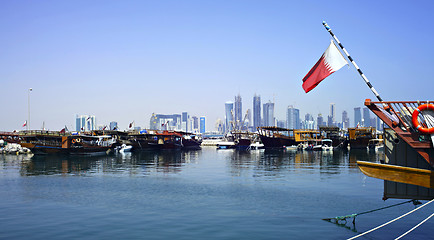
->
[354, 107, 362, 127]
[192, 116, 199, 133]
[327, 115, 335, 127]
[286, 105, 300, 129]
[330, 103, 336, 123]
[225, 101, 234, 133]
[253, 94, 261, 129]
[215, 118, 224, 134]
[302, 113, 315, 129]
[149, 113, 182, 130]
[277, 120, 286, 128]
[109, 121, 118, 130]
[246, 108, 252, 128]
[263, 101, 275, 126]
[342, 111, 349, 129]
[200, 116, 206, 133]
[376, 116, 383, 131]
[181, 112, 189, 132]
[317, 113, 325, 129]
[76, 115, 96, 132]
[234, 94, 242, 124]
[363, 107, 371, 127]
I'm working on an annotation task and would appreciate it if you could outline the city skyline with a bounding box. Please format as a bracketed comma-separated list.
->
[1, 1, 433, 131]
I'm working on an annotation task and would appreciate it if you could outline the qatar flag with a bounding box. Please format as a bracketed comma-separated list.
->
[302, 41, 348, 93]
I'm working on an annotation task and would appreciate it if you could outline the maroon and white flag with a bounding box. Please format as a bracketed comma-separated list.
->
[22, 121, 27, 127]
[302, 41, 348, 93]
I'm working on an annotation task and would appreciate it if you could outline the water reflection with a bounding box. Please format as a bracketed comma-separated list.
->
[9, 150, 201, 176]
[0, 148, 385, 178]
[227, 148, 384, 178]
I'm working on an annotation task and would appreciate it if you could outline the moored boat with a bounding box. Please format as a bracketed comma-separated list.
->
[295, 129, 322, 151]
[257, 127, 297, 149]
[357, 99, 434, 189]
[19, 131, 117, 155]
[232, 131, 254, 150]
[319, 126, 348, 148]
[348, 127, 376, 149]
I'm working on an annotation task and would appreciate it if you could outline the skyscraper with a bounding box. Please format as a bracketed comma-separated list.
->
[182, 112, 189, 132]
[354, 107, 362, 127]
[234, 94, 242, 123]
[253, 94, 261, 129]
[342, 110, 349, 129]
[225, 101, 234, 133]
[263, 101, 275, 126]
[363, 107, 371, 127]
[200, 116, 206, 133]
[287, 105, 300, 129]
[192, 116, 199, 132]
[330, 103, 336, 123]
[317, 113, 324, 129]
[76, 115, 96, 132]
[149, 113, 182, 130]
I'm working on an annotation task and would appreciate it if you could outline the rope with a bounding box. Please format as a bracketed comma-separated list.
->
[323, 200, 417, 223]
[395, 212, 434, 240]
[347, 199, 434, 240]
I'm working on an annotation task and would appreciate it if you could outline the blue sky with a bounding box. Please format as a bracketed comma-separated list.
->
[1, 0, 433, 131]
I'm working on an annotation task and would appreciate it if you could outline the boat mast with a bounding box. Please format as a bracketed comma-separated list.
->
[322, 21, 383, 102]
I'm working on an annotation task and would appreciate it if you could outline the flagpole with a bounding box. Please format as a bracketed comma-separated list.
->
[322, 21, 384, 102]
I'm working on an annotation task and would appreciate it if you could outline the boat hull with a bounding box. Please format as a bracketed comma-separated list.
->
[357, 161, 434, 189]
[259, 135, 296, 149]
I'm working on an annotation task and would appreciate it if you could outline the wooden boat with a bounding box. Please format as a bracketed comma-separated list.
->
[147, 130, 183, 150]
[358, 100, 434, 189]
[178, 131, 202, 150]
[347, 127, 376, 149]
[231, 131, 254, 150]
[0, 131, 22, 144]
[120, 130, 201, 151]
[19, 130, 117, 155]
[357, 161, 434, 189]
[365, 99, 433, 166]
[257, 127, 297, 149]
[295, 129, 322, 151]
[319, 126, 348, 148]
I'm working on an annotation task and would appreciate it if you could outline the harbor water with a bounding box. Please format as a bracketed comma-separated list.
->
[0, 147, 432, 239]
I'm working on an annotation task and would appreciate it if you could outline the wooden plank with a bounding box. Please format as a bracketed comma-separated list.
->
[357, 161, 434, 189]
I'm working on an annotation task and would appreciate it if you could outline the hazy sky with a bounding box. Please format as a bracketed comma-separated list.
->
[1, 0, 433, 131]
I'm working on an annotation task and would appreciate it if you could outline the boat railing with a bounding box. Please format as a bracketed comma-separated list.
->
[19, 130, 70, 136]
[365, 99, 433, 166]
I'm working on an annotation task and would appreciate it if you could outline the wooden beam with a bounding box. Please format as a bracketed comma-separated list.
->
[357, 161, 434, 189]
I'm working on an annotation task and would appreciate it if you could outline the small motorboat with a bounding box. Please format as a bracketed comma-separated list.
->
[119, 144, 133, 153]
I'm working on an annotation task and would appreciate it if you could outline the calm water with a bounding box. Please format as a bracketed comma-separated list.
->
[0, 147, 432, 239]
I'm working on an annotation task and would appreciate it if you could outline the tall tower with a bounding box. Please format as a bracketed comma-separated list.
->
[354, 107, 362, 127]
[225, 101, 234, 133]
[330, 103, 336, 125]
[363, 107, 371, 127]
[234, 94, 242, 124]
[253, 94, 261, 129]
[317, 113, 324, 129]
[76, 115, 96, 132]
[182, 112, 189, 132]
[263, 101, 275, 126]
[200, 116, 206, 133]
[342, 110, 349, 129]
[287, 105, 300, 129]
